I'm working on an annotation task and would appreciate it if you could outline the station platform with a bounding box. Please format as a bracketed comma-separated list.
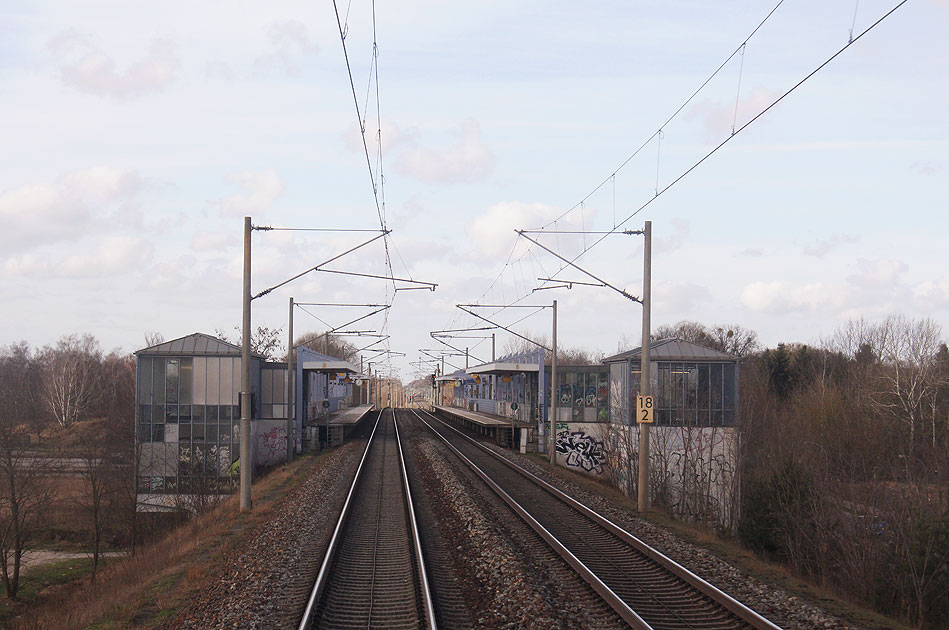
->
[329, 404, 375, 426]
[326, 404, 375, 446]
[432, 405, 531, 450]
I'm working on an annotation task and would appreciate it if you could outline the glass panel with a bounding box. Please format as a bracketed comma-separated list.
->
[165, 405, 179, 424]
[206, 357, 220, 405]
[137, 357, 152, 404]
[166, 359, 179, 405]
[207, 405, 219, 422]
[193, 357, 207, 404]
[179, 424, 191, 440]
[192, 422, 206, 442]
[179, 405, 191, 422]
[206, 423, 218, 442]
[262, 369, 273, 404]
[584, 373, 596, 408]
[180, 358, 193, 405]
[151, 424, 165, 442]
[220, 357, 234, 405]
[710, 363, 723, 411]
[190, 404, 203, 425]
[152, 358, 165, 405]
[686, 363, 698, 411]
[723, 363, 736, 411]
[698, 364, 710, 417]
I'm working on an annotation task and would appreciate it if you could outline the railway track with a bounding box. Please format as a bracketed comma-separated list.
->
[299, 409, 436, 630]
[409, 407, 782, 630]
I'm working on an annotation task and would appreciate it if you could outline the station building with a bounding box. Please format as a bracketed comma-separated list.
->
[432, 338, 742, 526]
[134, 332, 362, 511]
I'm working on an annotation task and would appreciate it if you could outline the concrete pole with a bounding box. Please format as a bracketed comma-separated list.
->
[465, 347, 469, 370]
[368, 363, 372, 407]
[638, 221, 652, 513]
[240, 216, 253, 512]
[549, 299, 558, 465]
[492, 333, 496, 361]
[286, 297, 294, 462]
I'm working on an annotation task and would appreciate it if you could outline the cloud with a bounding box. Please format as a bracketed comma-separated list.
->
[49, 31, 178, 100]
[686, 88, 780, 140]
[254, 20, 319, 76]
[740, 281, 842, 314]
[467, 201, 569, 257]
[344, 119, 418, 155]
[740, 248, 764, 257]
[846, 257, 908, 291]
[911, 160, 944, 176]
[0, 167, 143, 252]
[4, 236, 154, 278]
[396, 119, 494, 184]
[802, 233, 858, 258]
[217, 169, 284, 216]
[191, 231, 231, 252]
[654, 281, 713, 313]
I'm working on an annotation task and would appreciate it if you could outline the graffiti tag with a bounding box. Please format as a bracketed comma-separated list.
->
[555, 429, 606, 474]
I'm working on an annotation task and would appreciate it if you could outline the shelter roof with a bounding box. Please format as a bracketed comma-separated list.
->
[135, 332, 264, 358]
[467, 360, 541, 375]
[297, 345, 359, 374]
[602, 338, 737, 363]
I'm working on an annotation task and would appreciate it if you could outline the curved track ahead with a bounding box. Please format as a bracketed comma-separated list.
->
[411, 407, 782, 630]
[299, 409, 436, 630]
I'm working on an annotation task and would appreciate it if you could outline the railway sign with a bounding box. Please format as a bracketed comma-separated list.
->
[636, 395, 654, 424]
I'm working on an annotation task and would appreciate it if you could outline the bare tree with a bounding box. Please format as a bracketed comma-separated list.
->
[0, 344, 56, 598]
[58, 419, 121, 580]
[216, 325, 285, 361]
[653, 320, 759, 357]
[294, 330, 360, 363]
[39, 334, 102, 428]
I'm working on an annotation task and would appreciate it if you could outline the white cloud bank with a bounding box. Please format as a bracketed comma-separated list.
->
[217, 169, 284, 216]
[49, 31, 178, 100]
[396, 119, 494, 184]
[0, 167, 143, 252]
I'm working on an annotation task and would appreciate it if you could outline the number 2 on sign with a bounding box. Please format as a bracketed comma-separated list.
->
[636, 395, 654, 424]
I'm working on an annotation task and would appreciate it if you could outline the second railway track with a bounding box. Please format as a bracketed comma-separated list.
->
[410, 407, 782, 630]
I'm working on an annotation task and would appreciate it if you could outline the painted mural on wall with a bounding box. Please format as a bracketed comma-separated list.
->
[555, 423, 606, 475]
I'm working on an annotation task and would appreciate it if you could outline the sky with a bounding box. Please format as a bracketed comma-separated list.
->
[1, 0, 947, 381]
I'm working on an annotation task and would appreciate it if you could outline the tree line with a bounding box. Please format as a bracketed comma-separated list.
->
[662, 317, 948, 629]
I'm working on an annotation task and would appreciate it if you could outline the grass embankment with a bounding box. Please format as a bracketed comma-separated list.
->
[524, 453, 914, 630]
[4, 453, 323, 630]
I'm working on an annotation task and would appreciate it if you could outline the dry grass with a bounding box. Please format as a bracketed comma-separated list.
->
[7, 454, 320, 630]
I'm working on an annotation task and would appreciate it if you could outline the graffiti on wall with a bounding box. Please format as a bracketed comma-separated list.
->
[258, 426, 287, 466]
[555, 428, 606, 474]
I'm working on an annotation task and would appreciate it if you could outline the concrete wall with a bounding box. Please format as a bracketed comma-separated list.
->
[553, 421, 739, 528]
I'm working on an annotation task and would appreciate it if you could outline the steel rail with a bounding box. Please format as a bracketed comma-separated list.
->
[409, 409, 650, 629]
[395, 412, 438, 630]
[413, 407, 783, 630]
[297, 411, 382, 630]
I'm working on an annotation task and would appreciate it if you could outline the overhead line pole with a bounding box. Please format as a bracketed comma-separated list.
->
[638, 221, 652, 513]
[549, 299, 558, 465]
[240, 217, 253, 512]
[287, 297, 294, 463]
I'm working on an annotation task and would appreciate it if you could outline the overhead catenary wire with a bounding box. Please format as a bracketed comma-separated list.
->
[460, 0, 909, 330]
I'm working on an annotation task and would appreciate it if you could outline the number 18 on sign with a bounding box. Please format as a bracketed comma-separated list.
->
[636, 395, 654, 424]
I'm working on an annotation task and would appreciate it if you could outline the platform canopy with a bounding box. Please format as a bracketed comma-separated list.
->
[301, 358, 359, 373]
[297, 346, 359, 374]
[467, 360, 541, 375]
